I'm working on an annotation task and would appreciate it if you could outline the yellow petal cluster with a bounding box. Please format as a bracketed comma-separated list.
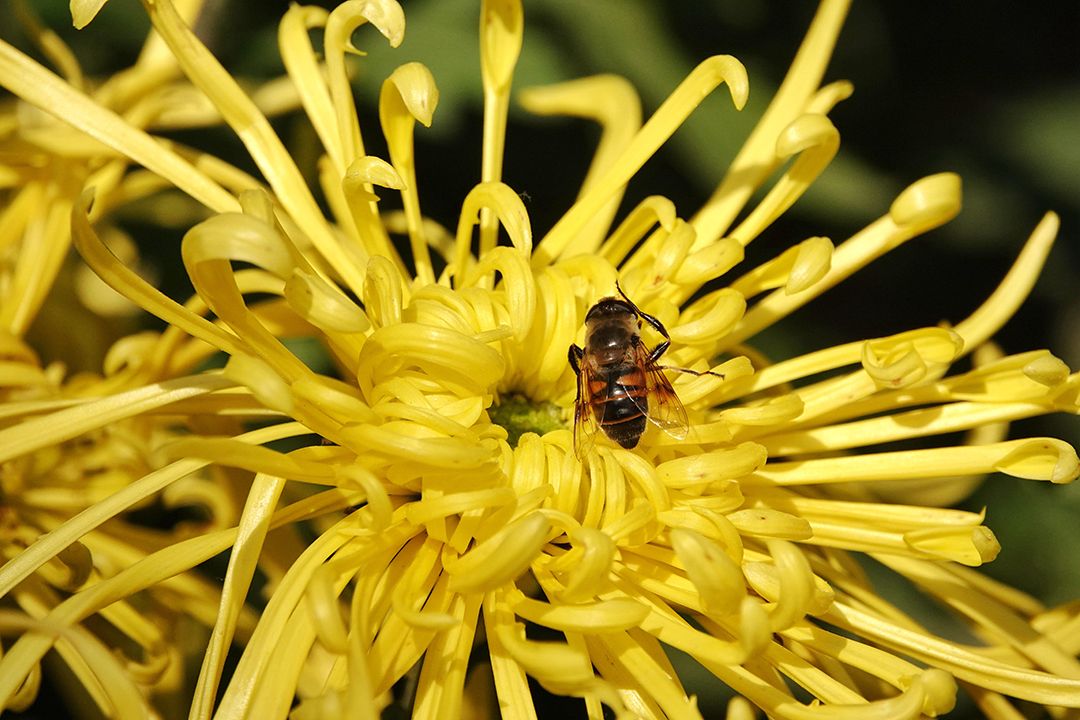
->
[0, 1, 1077, 719]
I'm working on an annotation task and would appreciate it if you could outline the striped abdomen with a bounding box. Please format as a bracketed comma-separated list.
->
[588, 365, 648, 448]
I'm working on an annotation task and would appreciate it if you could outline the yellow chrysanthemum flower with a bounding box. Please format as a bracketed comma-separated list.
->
[0, 4, 302, 713]
[1, 0, 1078, 718]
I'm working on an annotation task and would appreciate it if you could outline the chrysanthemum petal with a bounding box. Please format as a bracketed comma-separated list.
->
[278, 6, 337, 165]
[145, 0, 369, 296]
[596, 195, 677, 268]
[482, 593, 538, 720]
[953, 212, 1059, 353]
[69, 0, 109, 29]
[0, 374, 233, 466]
[728, 509, 812, 541]
[161, 436, 334, 483]
[670, 528, 744, 615]
[0, 192, 70, 335]
[754, 438, 1078, 486]
[413, 593, 482, 719]
[446, 513, 549, 593]
[670, 289, 746, 346]
[284, 268, 370, 334]
[0, 611, 149, 719]
[537, 55, 748, 265]
[391, 540, 457, 630]
[728, 114, 840, 248]
[722, 393, 805, 428]
[778, 621, 958, 715]
[191, 472, 286, 719]
[328, 3, 402, 159]
[380, 61, 439, 284]
[0, 420, 304, 618]
[219, 520, 402, 716]
[722, 173, 962, 349]
[903, 526, 1000, 566]
[477, 0, 523, 251]
[657, 442, 768, 490]
[512, 592, 647, 634]
[832, 602, 1080, 706]
[453, 181, 533, 282]
[520, 75, 641, 251]
[861, 327, 963, 388]
[0, 40, 237, 212]
[889, 171, 964, 235]
[72, 191, 248, 357]
[730, 236, 834, 299]
[593, 629, 701, 720]
[474, 246, 536, 342]
[692, 0, 851, 246]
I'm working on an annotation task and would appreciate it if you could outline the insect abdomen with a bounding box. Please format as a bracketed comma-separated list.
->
[589, 368, 648, 449]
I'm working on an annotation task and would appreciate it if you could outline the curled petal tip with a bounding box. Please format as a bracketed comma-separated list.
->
[387, 62, 439, 127]
[916, 668, 958, 716]
[703, 55, 750, 111]
[346, 156, 405, 190]
[71, 0, 109, 29]
[364, 0, 406, 47]
[776, 113, 838, 158]
[995, 439, 1079, 484]
[1024, 353, 1070, 386]
[889, 172, 962, 232]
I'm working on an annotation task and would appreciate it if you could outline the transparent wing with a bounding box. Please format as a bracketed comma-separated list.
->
[629, 343, 689, 440]
[573, 357, 602, 458]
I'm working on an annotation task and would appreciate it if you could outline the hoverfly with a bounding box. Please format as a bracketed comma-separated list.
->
[568, 283, 723, 455]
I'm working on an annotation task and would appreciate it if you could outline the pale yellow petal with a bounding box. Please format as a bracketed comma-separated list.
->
[596, 195, 677, 266]
[520, 74, 641, 251]
[752, 438, 1078, 486]
[692, 0, 851, 247]
[478, 0, 523, 254]
[380, 61, 439, 284]
[482, 592, 538, 720]
[952, 212, 1059, 353]
[0, 39, 236, 211]
[446, 513, 549, 593]
[190, 473, 286, 720]
[325, 0, 405, 166]
[831, 602, 1080, 706]
[71, 192, 247, 357]
[70, 0, 109, 29]
[144, 0, 367, 296]
[537, 55, 748, 265]
[278, 6, 340, 169]
[15, 1, 83, 87]
[413, 593, 482, 719]
[728, 114, 840, 248]
[721, 173, 962, 350]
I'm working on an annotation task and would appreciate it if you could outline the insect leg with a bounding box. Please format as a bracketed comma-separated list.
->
[568, 344, 592, 453]
[615, 282, 674, 364]
[659, 365, 726, 379]
[568, 344, 583, 375]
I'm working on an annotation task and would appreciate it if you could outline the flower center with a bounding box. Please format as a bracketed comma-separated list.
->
[488, 394, 565, 446]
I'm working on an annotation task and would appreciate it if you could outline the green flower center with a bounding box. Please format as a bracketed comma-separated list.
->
[489, 394, 565, 447]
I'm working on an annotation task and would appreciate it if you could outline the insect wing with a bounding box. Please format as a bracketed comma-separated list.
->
[572, 357, 602, 457]
[632, 344, 690, 440]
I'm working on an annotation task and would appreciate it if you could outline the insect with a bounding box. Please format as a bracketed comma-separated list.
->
[568, 283, 723, 455]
